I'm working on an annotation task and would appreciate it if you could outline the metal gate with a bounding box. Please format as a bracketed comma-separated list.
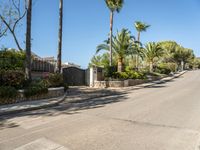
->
[63, 67, 86, 86]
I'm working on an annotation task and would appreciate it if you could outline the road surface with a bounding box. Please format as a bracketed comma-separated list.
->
[0, 70, 200, 150]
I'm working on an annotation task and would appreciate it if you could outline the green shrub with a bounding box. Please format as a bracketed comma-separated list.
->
[114, 72, 129, 79]
[24, 81, 48, 98]
[167, 63, 177, 72]
[0, 70, 25, 89]
[47, 73, 63, 87]
[0, 49, 25, 70]
[104, 66, 117, 78]
[0, 86, 18, 101]
[156, 63, 172, 75]
[125, 67, 146, 79]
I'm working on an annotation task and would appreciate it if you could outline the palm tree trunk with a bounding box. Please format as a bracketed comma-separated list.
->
[25, 0, 32, 80]
[56, 0, 63, 73]
[149, 62, 153, 72]
[118, 57, 124, 72]
[137, 31, 140, 42]
[136, 31, 141, 69]
[109, 11, 114, 66]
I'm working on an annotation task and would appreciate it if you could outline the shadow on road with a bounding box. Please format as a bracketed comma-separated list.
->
[0, 76, 181, 130]
[0, 89, 128, 130]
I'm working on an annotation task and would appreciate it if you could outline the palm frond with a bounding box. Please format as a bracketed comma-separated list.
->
[96, 44, 109, 54]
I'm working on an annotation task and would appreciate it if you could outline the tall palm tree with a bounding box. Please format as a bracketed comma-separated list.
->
[134, 21, 150, 42]
[25, 0, 32, 80]
[105, 0, 124, 66]
[134, 21, 150, 68]
[96, 29, 134, 72]
[144, 42, 164, 72]
[56, 0, 63, 73]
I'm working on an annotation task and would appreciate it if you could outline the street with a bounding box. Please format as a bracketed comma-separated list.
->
[0, 70, 200, 150]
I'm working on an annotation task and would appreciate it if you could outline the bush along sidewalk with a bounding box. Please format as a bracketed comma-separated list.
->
[0, 72, 68, 105]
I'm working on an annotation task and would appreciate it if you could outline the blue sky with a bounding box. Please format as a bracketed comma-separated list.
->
[0, 0, 200, 68]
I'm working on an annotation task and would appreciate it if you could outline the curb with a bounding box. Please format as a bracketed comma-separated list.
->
[0, 94, 66, 116]
[147, 71, 187, 86]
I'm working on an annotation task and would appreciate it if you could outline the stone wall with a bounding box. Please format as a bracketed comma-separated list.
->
[94, 79, 148, 88]
[94, 81, 108, 88]
[127, 79, 147, 86]
[108, 81, 125, 88]
[0, 87, 65, 105]
[18, 87, 65, 102]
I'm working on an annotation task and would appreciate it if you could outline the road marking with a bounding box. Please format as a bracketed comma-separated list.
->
[14, 137, 69, 150]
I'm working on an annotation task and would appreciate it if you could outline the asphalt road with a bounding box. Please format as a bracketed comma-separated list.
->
[0, 70, 200, 150]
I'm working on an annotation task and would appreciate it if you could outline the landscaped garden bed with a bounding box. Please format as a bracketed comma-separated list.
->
[0, 57, 67, 105]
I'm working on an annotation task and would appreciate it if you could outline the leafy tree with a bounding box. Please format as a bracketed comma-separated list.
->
[144, 42, 164, 72]
[105, 0, 124, 66]
[96, 29, 135, 72]
[56, 0, 63, 73]
[0, 48, 25, 70]
[0, 0, 27, 50]
[173, 47, 194, 70]
[159, 41, 179, 63]
[159, 41, 195, 70]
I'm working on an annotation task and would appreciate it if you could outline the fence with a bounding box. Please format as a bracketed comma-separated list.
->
[31, 59, 55, 72]
[0, 57, 55, 73]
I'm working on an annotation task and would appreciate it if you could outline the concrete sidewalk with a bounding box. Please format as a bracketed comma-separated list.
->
[0, 71, 187, 116]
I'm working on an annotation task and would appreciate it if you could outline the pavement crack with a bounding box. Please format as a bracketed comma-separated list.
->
[110, 117, 198, 132]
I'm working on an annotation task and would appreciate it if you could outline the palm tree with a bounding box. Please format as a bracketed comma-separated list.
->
[134, 21, 150, 68]
[144, 42, 164, 72]
[96, 29, 134, 72]
[25, 0, 32, 80]
[134, 21, 150, 42]
[89, 53, 110, 68]
[56, 0, 63, 73]
[105, 0, 124, 66]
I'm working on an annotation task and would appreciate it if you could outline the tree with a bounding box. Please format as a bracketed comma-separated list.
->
[134, 21, 150, 68]
[0, 0, 27, 51]
[56, 0, 63, 73]
[96, 29, 134, 72]
[134, 21, 150, 42]
[159, 41, 195, 70]
[0, 18, 8, 38]
[173, 47, 194, 70]
[105, 0, 124, 66]
[144, 42, 164, 72]
[89, 53, 110, 68]
[25, 0, 32, 80]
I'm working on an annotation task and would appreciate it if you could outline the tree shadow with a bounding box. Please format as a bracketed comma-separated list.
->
[0, 89, 127, 130]
[0, 76, 182, 130]
[0, 119, 19, 130]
